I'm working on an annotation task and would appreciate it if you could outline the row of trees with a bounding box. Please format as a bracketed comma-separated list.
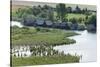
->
[12, 3, 94, 22]
[57, 4, 91, 14]
[12, 3, 96, 31]
[12, 4, 54, 22]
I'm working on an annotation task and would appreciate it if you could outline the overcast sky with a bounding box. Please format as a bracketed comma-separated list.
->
[11, 0, 96, 11]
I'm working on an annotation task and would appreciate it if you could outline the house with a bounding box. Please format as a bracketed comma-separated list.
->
[45, 20, 53, 27]
[53, 22, 61, 28]
[35, 19, 45, 26]
[59, 22, 68, 29]
[23, 17, 35, 26]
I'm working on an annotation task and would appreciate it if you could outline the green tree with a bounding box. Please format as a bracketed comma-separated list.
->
[48, 8, 54, 22]
[66, 7, 72, 13]
[85, 15, 89, 20]
[78, 18, 83, 23]
[56, 3, 67, 22]
[70, 18, 77, 24]
[86, 15, 96, 27]
[75, 5, 81, 13]
[43, 5, 50, 9]
[32, 6, 41, 16]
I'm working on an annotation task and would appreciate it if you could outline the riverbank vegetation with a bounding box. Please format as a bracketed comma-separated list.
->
[11, 26, 80, 66]
[12, 54, 80, 66]
[12, 45, 80, 66]
[11, 27, 78, 46]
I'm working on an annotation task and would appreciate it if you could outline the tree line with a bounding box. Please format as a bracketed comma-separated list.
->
[11, 3, 96, 31]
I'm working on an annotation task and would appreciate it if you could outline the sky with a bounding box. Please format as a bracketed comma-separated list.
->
[11, 0, 96, 11]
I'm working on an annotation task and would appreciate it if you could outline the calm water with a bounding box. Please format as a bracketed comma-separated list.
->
[11, 21, 23, 28]
[54, 30, 97, 63]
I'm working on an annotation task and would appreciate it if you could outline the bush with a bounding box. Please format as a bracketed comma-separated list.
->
[69, 18, 77, 24]
[77, 24, 85, 30]
[85, 15, 96, 32]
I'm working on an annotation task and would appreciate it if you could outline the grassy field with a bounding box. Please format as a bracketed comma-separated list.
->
[11, 27, 78, 46]
[67, 13, 86, 19]
[12, 54, 80, 66]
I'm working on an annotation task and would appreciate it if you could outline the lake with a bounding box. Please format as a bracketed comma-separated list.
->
[54, 30, 97, 63]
